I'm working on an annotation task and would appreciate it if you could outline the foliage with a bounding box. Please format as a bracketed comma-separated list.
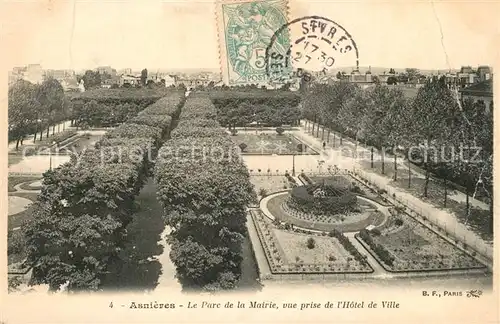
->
[306, 237, 316, 249]
[358, 230, 394, 266]
[129, 114, 172, 130]
[81, 70, 102, 89]
[154, 94, 255, 290]
[23, 92, 184, 291]
[276, 127, 284, 135]
[289, 183, 358, 215]
[8, 80, 39, 146]
[239, 142, 247, 152]
[328, 229, 368, 266]
[210, 90, 301, 127]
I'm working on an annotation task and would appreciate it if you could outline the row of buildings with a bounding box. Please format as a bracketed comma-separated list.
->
[311, 65, 493, 113]
[8, 64, 221, 91]
[315, 65, 492, 88]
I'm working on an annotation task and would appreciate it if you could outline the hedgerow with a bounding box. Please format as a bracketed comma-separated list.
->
[154, 94, 255, 291]
[24, 91, 185, 291]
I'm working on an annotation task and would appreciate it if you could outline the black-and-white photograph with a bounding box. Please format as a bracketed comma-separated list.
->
[2, 0, 497, 323]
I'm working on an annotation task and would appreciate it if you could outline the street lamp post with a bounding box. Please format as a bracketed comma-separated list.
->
[292, 153, 296, 176]
[50, 141, 56, 171]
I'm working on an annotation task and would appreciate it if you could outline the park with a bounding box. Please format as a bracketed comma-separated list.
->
[7, 78, 493, 293]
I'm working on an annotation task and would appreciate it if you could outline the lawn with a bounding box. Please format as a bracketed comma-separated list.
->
[392, 177, 493, 242]
[251, 175, 290, 196]
[8, 176, 42, 192]
[274, 230, 350, 264]
[230, 132, 317, 155]
[8, 192, 39, 230]
[266, 193, 385, 232]
[362, 209, 485, 271]
[250, 210, 372, 274]
[8, 154, 23, 166]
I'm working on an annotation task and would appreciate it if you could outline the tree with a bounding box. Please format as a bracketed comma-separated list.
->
[8, 80, 39, 149]
[409, 77, 458, 197]
[362, 84, 402, 174]
[141, 69, 148, 86]
[82, 70, 102, 89]
[387, 76, 398, 85]
[37, 78, 65, 138]
[338, 87, 369, 158]
[405, 68, 420, 82]
[389, 68, 396, 74]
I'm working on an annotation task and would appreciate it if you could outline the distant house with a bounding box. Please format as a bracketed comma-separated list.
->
[477, 66, 492, 82]
[96, 66, 116, 76]
[101, 77, 120, 88]
[460, 79, 493, 114]
[60, 78, 81, 92]
[119, 75, 140, 87]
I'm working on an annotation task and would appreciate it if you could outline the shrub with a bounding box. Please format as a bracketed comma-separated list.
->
[230, 129, 238, 136]
[328, 255, 336, 262]
[370, 228, 381, 236]
[276, 127, 284, 135]
[395, 218, 404, 226]
[300, 172, 313, 185]
[306, 237, 316, 249]
[259, 188, 268, 197]
[285, 172, 298, 186]
[7, 230, 24, 255]
[239, 143, 247, 152]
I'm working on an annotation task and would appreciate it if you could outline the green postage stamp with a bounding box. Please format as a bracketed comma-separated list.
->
[216, 0, 290, 85]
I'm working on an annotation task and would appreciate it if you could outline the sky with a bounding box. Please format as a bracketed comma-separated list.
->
[1, 0, 499, 72]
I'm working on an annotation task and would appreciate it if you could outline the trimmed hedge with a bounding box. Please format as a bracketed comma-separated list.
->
[24, 91, 185, 292]
[177, 118, 220, 129]
[154, 94, 256, 291]
[171, 126, 228, 139]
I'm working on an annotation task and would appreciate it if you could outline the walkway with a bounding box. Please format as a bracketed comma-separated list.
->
[296, 122, 493, 263]
[344, 232, 389, 277]
[8, 120, 72, 153]
[155, 226, 182, 291]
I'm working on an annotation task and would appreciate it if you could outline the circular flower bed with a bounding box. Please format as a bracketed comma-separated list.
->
[288, 181, 358, 216]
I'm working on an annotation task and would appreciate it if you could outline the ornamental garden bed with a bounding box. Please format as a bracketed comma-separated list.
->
[230, 133, 318, 155]
[267, 193, 385, 233]
[8, 176, 42, 192]
[250, 210, 373, 274]
[356, 208, 486, 272]
[392, 177, 493, 243]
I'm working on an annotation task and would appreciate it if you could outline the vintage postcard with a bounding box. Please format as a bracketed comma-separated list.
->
[1, 0, 498, 323]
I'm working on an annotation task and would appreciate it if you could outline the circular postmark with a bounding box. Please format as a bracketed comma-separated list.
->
[265, 16, 359, 86]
